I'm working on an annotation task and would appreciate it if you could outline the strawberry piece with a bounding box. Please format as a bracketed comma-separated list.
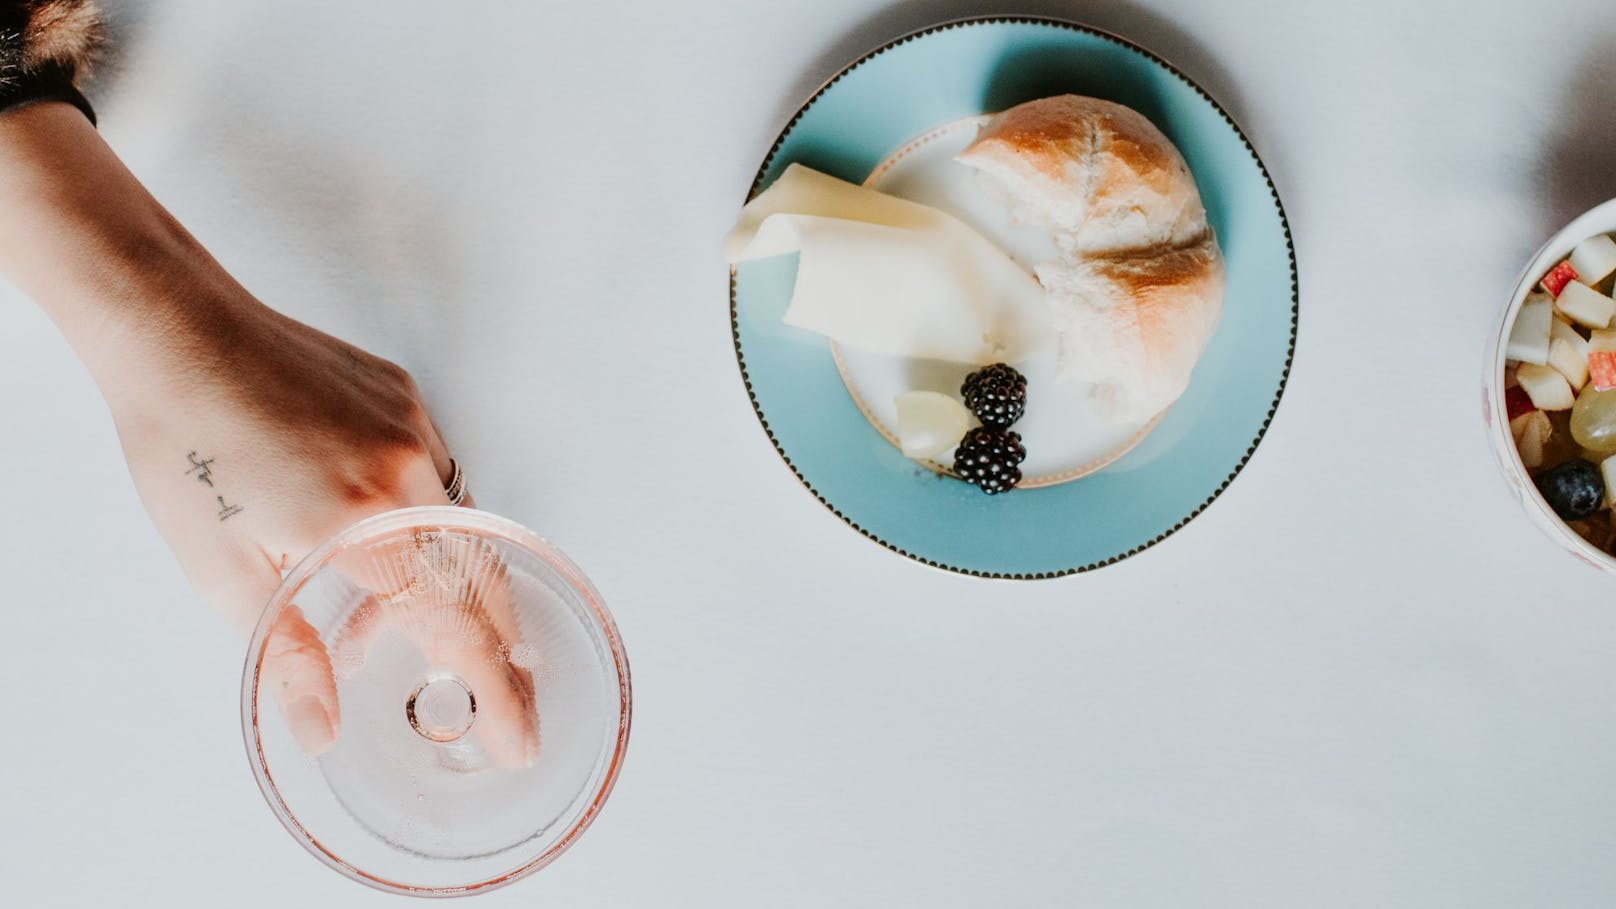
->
[1543, 260, 1579, 297]
[1505, 383, 1535, 419]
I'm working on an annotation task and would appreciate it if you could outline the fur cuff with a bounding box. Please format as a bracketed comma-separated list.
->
[0, 1, 104, 93]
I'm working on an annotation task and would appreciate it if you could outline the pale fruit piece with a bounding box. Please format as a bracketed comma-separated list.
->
[1602, 454, 1616, 508]
[894, 390, 972, 459]
[1550, 337, 1590, 389]
[1517, 362, 1575, 410]
[1555, 281, 1616, 329]
[1506, 292, 1554, 364]
[1519, 431, 1544, 468]
[1571, 385, 1616, 452]
[1571, 234, 1616, 286]
[1552, 317, 1590, 357]
[1509, 411, 1532, 442]
[1512, 410, 1552, 468]
[1589, 330, 1616, 390]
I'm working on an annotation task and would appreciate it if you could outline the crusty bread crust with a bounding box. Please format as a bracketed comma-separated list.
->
[957, 95, 1225, 422]
[960, 95, 1208, 256]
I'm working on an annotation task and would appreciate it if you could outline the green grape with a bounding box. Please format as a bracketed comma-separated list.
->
[1570, 385, 1616, 453]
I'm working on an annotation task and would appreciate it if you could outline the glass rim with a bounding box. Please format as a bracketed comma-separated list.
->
[240, 505, 632, 897]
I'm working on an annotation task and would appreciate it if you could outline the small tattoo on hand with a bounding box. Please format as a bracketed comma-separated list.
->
[185, 451, 245, 521]
[185, 451, 216, 487]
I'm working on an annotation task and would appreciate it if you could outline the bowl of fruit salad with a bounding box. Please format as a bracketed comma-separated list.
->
[1488, 198, 1616, 571]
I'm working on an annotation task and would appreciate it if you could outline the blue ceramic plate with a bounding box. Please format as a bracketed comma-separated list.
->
[730, 16, 1296, 578]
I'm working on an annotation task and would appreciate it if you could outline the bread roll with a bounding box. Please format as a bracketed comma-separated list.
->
[1035, 237, 1224, 423]
[957, 95, 1224, 422]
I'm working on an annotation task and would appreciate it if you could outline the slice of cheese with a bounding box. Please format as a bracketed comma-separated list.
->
[726, 164, 1050, 364]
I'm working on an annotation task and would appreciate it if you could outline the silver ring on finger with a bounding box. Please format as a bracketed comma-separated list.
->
[443, 458, 468, 506]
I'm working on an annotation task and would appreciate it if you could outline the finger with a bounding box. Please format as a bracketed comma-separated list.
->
[397, 451, 454, 508]
[438, 630, 539, 768]
[417, 412, 476, 509]
[450, 532, 524, 670]
[328, 586, 386, 682]
[262, 603, 341, 755]
[204, 547, 342, 755]
[329, 594, 536, 767]
[323, 488, 535, 766]
[419, 409, 455, 485]
[458, 541, 536, 762]
[413, 533, 536, 767]
[381, 531, 537, 767]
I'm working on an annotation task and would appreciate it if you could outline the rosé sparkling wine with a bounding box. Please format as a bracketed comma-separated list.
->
[243, 507, 630, 895]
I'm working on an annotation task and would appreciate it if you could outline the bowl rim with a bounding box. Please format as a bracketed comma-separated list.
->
[1485, 197, 1616, 574]
[728, 14, 1300, 580]
[240, 505, 633, 897]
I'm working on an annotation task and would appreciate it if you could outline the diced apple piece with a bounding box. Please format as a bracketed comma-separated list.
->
[1524, 410, 1552, 467]
[894, 390, 972, 459]
[1571, 234, 1616, 287]
[1510, 411, 1532, 441]
[1505, 384, 1536, 419]
[1512, 408, 1552, 440]
[1520, 432, 1544, 469]
[1590, 330, 1616, 390]
[1543, 260, 1580, 296]
[1601, 455, 1616, 508]
[1506, 292, 1554, 364]
[1550, 322, 1592, 390]
[1554, 281, 1616, 329]
[1552, 317, 1590, 355]
[1512, 410, 1552, 468]
[1518, 362, 1576, 410]
[1550, 338, 1590, 389]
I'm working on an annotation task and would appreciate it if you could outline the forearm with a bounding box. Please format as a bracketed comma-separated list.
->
[0, 102, 256, 388]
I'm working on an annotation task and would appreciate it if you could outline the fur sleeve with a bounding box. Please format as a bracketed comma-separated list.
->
[0, 1, 103, 120]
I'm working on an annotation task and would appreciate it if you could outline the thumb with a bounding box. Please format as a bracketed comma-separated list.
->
[210, 550, 342, 756]
[261, 603, 341, 755]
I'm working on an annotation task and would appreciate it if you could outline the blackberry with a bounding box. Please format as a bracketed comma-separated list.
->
[953, 427, 1026, 495]
[961, 363, 1027, 428]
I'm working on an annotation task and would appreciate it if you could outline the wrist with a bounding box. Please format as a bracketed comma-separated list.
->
[85, 268, 268, 402]
[0, 102, 264, 384]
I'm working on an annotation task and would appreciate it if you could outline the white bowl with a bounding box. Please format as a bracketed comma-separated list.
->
[1485, 197, 1616, 574]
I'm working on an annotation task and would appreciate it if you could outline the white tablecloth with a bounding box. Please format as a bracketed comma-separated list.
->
[5, 1, 1616, 905]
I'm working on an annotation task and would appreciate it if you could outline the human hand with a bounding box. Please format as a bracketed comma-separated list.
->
[0, 102, 537, 761]
[264, 530, 540, 767]
[117, 294, 540, 761]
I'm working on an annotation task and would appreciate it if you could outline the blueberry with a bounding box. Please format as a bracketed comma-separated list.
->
[1537, 459, 1605, 521]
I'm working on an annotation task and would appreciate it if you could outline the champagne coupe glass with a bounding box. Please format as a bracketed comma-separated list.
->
[242, 507, 631, 895]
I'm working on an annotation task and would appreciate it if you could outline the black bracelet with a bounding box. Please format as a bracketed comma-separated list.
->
[0, 60, 95, 124]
